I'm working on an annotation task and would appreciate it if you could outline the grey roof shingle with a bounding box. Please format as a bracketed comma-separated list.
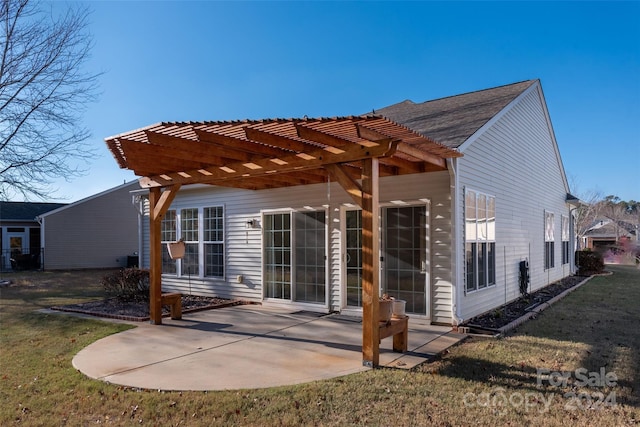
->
[0, 202, 67, 222]
[375, 80, 537, 148]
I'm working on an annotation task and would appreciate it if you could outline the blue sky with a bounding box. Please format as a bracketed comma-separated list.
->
[50, 1, 639, 203]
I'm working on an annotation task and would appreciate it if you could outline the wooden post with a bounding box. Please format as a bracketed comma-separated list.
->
[147, 184, 181, 325]
[361, 158, 380, 367]
[148, 187, 163, 324]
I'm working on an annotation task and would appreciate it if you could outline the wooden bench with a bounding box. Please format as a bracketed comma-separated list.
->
[161, 293, 182, 320]
[379, 316, 408, 352]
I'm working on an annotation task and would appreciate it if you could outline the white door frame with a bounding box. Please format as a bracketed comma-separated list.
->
[340, 200, 431, 319]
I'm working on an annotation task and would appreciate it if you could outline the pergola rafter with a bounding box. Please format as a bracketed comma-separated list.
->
[105, 115, 461, 367]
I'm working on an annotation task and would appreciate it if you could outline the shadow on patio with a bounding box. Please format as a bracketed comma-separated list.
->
[72, 305, 465, 391]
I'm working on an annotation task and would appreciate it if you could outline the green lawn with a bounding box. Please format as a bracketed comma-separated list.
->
[1, 267, 638, 426]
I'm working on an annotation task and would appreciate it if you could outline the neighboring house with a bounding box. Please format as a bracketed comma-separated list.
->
[0, 202, 66, 270]
[108, 79, 577, 325]
[37, 181, 141, 270]
[582, 217, 637, 252]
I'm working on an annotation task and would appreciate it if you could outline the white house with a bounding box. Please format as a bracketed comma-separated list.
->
[115, 79, 576, 326]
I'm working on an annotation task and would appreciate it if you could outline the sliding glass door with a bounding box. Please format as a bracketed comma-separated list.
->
[263, 211, 326, 304]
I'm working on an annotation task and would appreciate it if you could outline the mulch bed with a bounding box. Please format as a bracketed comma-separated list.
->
[51, 295, 243, 322]
[463, 274, 590, 331]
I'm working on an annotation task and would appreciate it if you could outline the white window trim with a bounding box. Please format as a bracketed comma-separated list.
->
[161, 205, 226, 280]
[544, 210, 555, 270]
[561, 214, 570, 265]
[464, 188, 497, 294]
[160, 209, 178, 276]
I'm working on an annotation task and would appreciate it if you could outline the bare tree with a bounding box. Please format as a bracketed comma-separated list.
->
[0, 0, 99, 200]
[573, 188, 603, 250]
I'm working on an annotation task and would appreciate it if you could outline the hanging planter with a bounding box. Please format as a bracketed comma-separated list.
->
[167, 240, 185, 259]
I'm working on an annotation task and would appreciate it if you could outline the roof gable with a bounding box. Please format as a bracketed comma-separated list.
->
[375, 80, 537, 148]
[38, 181, 141, 218]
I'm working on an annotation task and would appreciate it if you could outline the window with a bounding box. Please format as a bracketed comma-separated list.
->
[383, 205, 428, 315]
[263, 213, 291, 299]
[465, 189, 496, 292]
[161, 210, 177, 274]
[161, 207, 225, 278]
[294, 211, 326, 303]
[204, 207, 224, 277]
[345, 210, 363, 307]
[181, 208, 199, 276]
[561, 215, 570, 265]
[545, 211, 555, 270]
[263, 211, 326, 304]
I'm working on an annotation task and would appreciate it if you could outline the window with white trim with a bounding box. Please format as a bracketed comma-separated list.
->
[204, 207, 224, 277]
[561, 215, 570, 265]
[161, 206, 225, 278]
[263, 213, 291, 299]
[465, 189, 496, 292]
[545, 211, 555, 270]
[161, 210, 177, 274]
[181, 208, 199, 276]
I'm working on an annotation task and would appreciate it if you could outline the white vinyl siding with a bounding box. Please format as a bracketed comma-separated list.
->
[456, 84, 572, 321]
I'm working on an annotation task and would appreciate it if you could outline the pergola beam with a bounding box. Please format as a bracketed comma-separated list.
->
[139, 140, 398, 188]
[296, 122, 375, 149]
[396, 142, 446, 169]
[119, 139, 210, 175]
[356, 122, 447, 169]
[146, 131, 251, 163]
[325, 164, 363, 207]
[195, 128, 292, 159]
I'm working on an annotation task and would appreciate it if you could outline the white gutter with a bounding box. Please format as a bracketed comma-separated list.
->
[448, 158, 463, 326]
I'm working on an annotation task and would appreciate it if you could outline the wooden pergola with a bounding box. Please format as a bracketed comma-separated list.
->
[105, 115, 461, 367]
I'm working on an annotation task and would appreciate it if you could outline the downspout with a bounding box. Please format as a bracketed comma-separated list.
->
[569, 206, 578, 275]
[132, 193, 147, 268]
[448, 158, 463, 326]
[566, 194, 582, 276]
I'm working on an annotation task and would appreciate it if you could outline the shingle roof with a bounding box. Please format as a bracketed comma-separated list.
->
[0, 202, 67, 221]
[374, 80, 537, 148]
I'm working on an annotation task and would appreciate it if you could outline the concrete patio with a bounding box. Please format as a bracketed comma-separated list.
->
[73, 305, 466, 391]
